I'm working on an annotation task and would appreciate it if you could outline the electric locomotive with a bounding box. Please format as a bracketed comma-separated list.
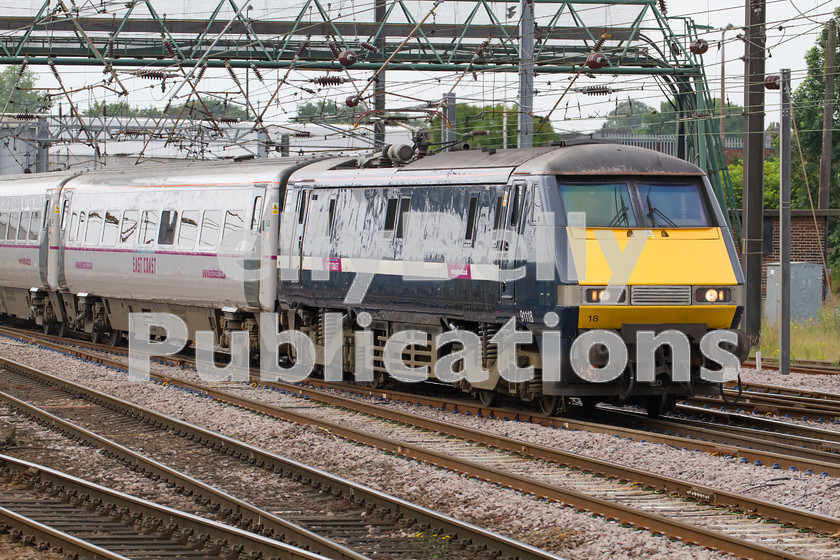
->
[278, 143, 749, 416]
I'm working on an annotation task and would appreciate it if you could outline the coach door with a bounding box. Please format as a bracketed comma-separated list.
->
[288, 188, 310, 285]
[499, 181, 527, 300]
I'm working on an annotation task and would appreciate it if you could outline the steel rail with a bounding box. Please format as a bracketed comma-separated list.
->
[0, 352, 830, 560]
[744, 359, 840, 376]
[0, 505, 130, 560]
[0, 388, 368, 560]
[2, 327, 839, 551]
[0, 356, 562, 560]
[729, 379, 840, 402]
[2, 325, 838, 474]
[0, 453, 331, 560]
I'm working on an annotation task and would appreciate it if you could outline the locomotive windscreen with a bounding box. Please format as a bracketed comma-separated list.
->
[559, 180, 712, 228]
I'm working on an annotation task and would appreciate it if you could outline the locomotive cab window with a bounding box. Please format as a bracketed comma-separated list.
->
[0, 212, 7, 240]
[560, 183, 637, 228]
[637, 183, 712, 228]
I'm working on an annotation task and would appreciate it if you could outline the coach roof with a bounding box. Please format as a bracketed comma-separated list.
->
[400, 142, 703, 176]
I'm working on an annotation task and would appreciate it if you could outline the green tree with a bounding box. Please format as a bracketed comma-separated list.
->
[294, 100, 359, 124]
[0, 65, 49, 114]
[85, 98, 247, 121]
[602, 99, 655, 131]
[791, 10, 840, 284]
[429, 103, 558, 149]
[727, 157, 781, 209]
[602, 98, 744, 137]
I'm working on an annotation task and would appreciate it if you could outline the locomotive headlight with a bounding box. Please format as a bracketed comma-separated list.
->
[694, 287, 732, 304]
[585, 287, 626, 303]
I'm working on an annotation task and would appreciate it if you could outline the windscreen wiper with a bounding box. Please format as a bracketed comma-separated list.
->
[607, 189, 630, 227]
[646, 194, 677, 227]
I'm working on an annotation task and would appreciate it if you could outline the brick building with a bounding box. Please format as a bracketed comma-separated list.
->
[740, 209, 840, 295]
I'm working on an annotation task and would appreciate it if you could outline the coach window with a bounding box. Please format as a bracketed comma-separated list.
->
[68, 212, 78, 244]
[17, 211, 30, 242]
[8, 211, 19, 243]
[29, 208, 41, 241]
[60, 200, 69, 231]
[178, 211, 198, 249]
[222, 210, 244, 247]
[250, 196, 263, 231]
[464, 196, 478, 244]
[139, 211, 158, 245]
[199, 210, 222, 248]
[85, 211, 102, 245]
[120, 211, 138, 245]
[158, 210, 178, 246]
[76, 212, 86, 244]
[0, 212, 7, 241]
[101, 211, 120, 246]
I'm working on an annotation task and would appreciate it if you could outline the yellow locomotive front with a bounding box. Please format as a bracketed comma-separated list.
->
[535, 144, 749, 416]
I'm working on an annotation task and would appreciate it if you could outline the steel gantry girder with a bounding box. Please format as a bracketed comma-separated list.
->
[0, 0, 702, 74]
[0, 0, 740, 237]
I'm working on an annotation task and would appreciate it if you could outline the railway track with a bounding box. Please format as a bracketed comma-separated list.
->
[0, 453, 331, 560]
[0, 357, 561, 560]
[744, 359, 840, 376]
[0, 331, 838, 559]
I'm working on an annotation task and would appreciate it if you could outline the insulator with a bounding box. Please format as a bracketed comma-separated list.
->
[15, 112, 36, 121]
[658, 0, 667, 15]
[581, 85, 612, 95]
[313, 75, 343, 86]
[585, 52, 607, 70]
[295, 39, 310, 59]
[295, 131, 312, 138]
[164, 39, 178, 60]
[195, 65, 207, 85]
[327, 41, 341, 59]
[764, 75, 781, 90]
[226, 65, 238, 82]
[592, 35, 607, 52]
[689, 39, 709, 55]
[360, 41, 379, 53]
[137, 70, 165, 80]
[475, 38, 491, 57]
[218, 116, 239, 123]
[18, 60, 27, 75]
[338, 50, 357, 67]
[48, 59, 60, 82]
[250, 62, 264, 82]
[345, 95, 359, 107]
[692, 111, 713, 118]
[107, 37, 115, 58]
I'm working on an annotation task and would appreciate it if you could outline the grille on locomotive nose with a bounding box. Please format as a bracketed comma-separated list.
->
[630, 285, 692, 306]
